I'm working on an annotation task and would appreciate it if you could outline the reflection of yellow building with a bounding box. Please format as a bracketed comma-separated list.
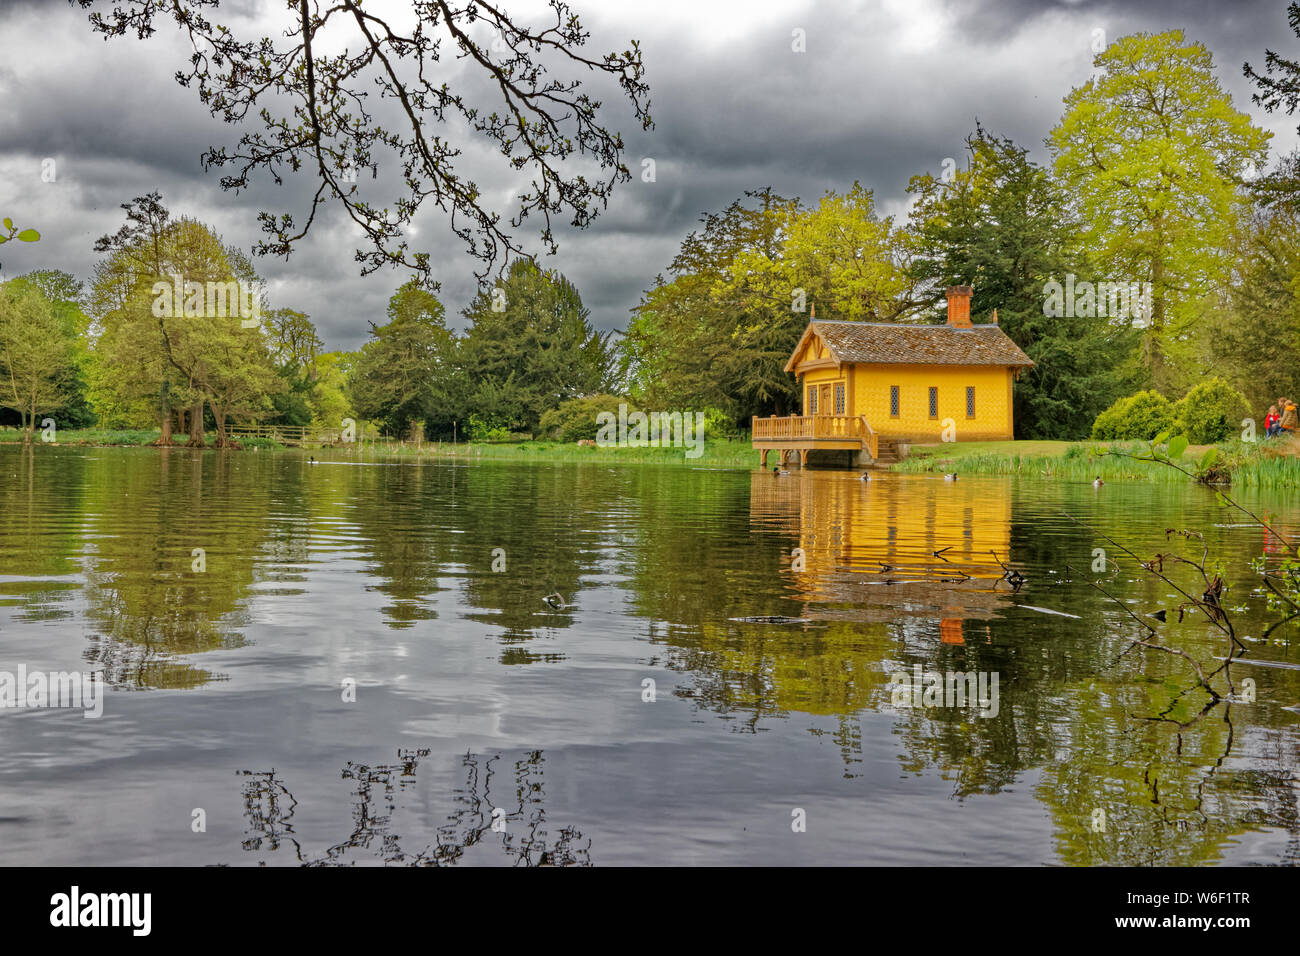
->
[750, 470, 1015, 629]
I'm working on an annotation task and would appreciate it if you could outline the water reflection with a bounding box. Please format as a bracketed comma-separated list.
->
[240, 749, 591, 866]
[0, 447, 1296, 864]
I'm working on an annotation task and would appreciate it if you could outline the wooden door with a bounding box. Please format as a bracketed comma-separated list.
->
[818, 384, 832, 416]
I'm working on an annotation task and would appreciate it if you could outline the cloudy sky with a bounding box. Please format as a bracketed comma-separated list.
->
[1, 0, 1297, 350]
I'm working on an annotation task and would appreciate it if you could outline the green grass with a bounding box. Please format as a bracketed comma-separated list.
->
[894, 437, 1300, 486]
[0, 427, 756, 466]
[354, 437, 757, 466]
[0, 426, 164, 445]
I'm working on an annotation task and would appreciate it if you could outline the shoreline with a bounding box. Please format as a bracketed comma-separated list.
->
[0, 429, 758, 467]
[9, 431, 1300, 486]
[893, 438, 1300, 488]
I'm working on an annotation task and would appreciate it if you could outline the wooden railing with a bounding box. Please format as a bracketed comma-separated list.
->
[751, 414, 880, 459]
[227, 424, 349, 446]
[859, 416, 879, 461]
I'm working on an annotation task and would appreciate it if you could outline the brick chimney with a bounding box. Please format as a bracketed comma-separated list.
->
[945, 285, 973, 328]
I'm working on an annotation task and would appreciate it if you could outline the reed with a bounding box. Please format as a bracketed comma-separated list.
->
[895, 437, 1300, 486]
[892, 450, 1190, 481]
[348, 438, 756, 466]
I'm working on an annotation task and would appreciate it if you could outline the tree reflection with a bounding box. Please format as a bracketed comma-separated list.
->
[239, 748, 591, 866]
[79, 449, 267, 688]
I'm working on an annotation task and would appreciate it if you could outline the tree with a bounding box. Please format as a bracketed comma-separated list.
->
[73, 0, 651, 288]
[0, 282, 75, 441]
[622, 189, 801, 420]
[8, 270, 97, 428]
[1209, 204, 1300, 411]
[907, 127, 1136, 438]
[713, 184, 920, 417]
[90, 196, 283, 444]
[349, 281, 455, 438]
[307, 352, 354, 431]
[1245, 3, 1300, 209]
[458, 259, 614, 433]
[621, 273, 736, 413]
[1050, 30, 1270, 392]
[264, 307, 325, 427]
[724, 182, 918, 323]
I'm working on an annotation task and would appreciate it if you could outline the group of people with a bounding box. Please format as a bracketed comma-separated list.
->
[1264, 397, 1299, 438]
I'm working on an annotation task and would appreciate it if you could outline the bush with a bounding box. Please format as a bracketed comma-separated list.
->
[467, 414, 512, 442]
[698, 407, 740, 441]
[538, 394, 627, 442]
[238, 435, 283, 450]
[1173, 377, 1250, 444]
[1091, 390, 1177, 441]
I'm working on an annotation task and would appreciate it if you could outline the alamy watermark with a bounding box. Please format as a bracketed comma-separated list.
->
[595, 404, 706, 459]
[889, 665, 1000, 718]
[151, 274, 262, 328]
[1042, 274, 1151, 324]
[0, 666, 102, 718]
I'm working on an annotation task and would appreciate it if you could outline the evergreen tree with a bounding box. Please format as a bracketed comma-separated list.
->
[908, 127, 1136, 438]
[349, 281, 456, 438]
[458, 259, 614, 434]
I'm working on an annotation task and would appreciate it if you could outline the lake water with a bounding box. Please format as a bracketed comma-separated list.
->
[0, 445, 1296, 865]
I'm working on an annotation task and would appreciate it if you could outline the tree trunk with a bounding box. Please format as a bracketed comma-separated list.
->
[213, 404, 233, 448]
[159, 411, 173, 446]
[1149, 250, 1167, 392]
[187, 400, 206, 447]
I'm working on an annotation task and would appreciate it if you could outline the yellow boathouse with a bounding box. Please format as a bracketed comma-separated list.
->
[753, 286, 1033, 468]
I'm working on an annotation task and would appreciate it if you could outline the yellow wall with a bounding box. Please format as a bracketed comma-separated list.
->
[801, 363, 1015, 441]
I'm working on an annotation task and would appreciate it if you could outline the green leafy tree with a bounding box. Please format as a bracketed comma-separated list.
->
[622, 189, 801, 419]
[711, 184, 919, 418]
[264, 307, 325, 427]
[7, 270, 96, 428]
[1050, 30, 1270, 392]
[308, 351, 354, 431]
[0, 281, 76, 441]
[90, 201, 283, 445]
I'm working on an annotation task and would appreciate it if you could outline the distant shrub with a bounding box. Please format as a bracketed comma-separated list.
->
[1091, 390, 1177, 441]
[1173, 377, 1250, 445]
[698, 407, 739, 441]
[466, 414, 512, 443]
[238, 435, 283, 449]
[538, 394, 627, 442]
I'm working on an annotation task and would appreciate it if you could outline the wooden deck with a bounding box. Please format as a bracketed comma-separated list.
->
[751, 414, 880, 466]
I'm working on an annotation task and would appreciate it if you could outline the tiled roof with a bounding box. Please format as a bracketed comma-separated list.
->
[801, 320, 1034, 369]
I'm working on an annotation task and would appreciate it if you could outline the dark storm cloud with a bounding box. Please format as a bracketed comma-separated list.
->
[1, 0, 1297, 349]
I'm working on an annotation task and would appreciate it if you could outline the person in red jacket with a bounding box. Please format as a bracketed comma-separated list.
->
[1265, 404, 1281, 438]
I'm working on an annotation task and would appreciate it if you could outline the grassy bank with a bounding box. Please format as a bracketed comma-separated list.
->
[0, 427, 163, 445]
[895, 437, 1300, 487]
[0, 427, 758, 466]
